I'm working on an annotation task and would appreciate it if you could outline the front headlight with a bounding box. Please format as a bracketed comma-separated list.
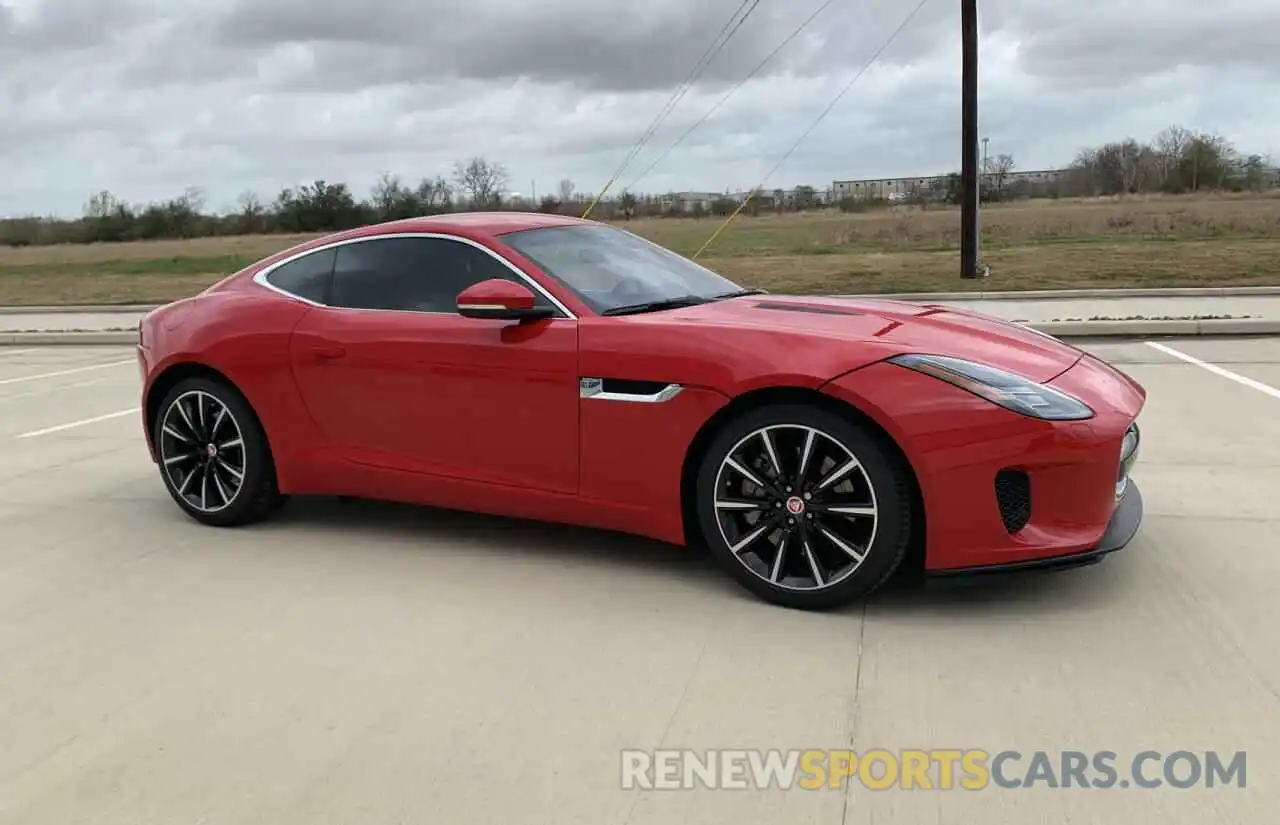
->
[888, 354, 1095, 421]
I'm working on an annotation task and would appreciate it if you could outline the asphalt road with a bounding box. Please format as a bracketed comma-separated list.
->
[0, 339, 1277, 824]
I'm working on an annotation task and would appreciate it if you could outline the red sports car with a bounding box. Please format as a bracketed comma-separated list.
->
[136, 212, 1144, 610]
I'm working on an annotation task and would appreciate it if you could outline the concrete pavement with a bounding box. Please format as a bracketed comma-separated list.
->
[0, 340, 1278, 823]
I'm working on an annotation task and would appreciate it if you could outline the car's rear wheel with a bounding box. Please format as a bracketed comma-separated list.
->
[153, 377, 286, 526]
[695, 404, 912, 610]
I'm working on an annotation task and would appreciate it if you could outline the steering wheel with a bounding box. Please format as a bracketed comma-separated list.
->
[609, 276, 649, 298]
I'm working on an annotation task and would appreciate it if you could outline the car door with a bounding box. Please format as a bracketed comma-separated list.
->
[288, 234, 580, 495]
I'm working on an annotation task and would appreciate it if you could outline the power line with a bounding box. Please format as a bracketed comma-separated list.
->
[583, 0, 761, 217]
[623, 0, 841, 194]
[582, 0, 763, 218]
[692, 0, 935, 259]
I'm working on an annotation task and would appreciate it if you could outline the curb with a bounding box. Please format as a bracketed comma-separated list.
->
[0, 304, 158, 315]
[2, 319, 1277, 346]
[860, 286, 1280, 302]
[3, 286, 1280, 314]
[0, 332, 137, 345]
[1030, 318, 1280, 338]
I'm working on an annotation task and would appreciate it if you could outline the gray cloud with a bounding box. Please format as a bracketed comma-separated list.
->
[1, 0, 1277, 216]
[996, 0, 1280, 84]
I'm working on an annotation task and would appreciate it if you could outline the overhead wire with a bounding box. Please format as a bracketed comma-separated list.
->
[622, 0, 841, 195]
[581, 0, 764, 219]
[581, 0, 761, 218]
[692, 0, 935, 259]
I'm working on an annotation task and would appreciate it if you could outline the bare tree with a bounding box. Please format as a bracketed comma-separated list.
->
[236, 190, 263, 217]
[414, 176, 454, 212]
[452, 157, 509, 209]
[234, 190, 266, 233]
[1240, 154, 1270, 192]
[983, 153, 1016, 194]
[371, 172, 407, 217]
[557, 178, 576, 204]
[1115, 139, 1148, 194]
[619, 191, 637, 220]
[84, 190, 121, 218]
[1153, 125, 1193, 189]
[180, 186, 207, 216]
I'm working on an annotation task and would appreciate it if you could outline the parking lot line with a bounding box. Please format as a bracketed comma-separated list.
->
[1146, 341, 1280, 400]
[16, 407, 140, 439]
[0, 375, 116, 403]
[0, 359, 135, 387]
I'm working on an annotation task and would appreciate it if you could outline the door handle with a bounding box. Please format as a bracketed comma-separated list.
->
[312, 344, 347, 361]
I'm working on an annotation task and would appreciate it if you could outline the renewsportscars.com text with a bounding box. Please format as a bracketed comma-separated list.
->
[621, 749, 1247, 791]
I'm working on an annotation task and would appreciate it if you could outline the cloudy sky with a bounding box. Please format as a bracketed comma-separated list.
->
[1, 0, 1277, 217]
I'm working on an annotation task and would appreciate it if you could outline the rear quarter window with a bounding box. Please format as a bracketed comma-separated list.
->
[263, 248, 337, 303]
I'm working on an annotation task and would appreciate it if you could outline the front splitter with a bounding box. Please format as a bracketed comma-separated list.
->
[926, 482, 1144, 580]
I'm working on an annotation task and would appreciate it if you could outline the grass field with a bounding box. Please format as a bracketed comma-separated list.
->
[2, 192, 1279, 305]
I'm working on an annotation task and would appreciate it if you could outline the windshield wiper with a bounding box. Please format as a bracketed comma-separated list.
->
[601, 295, 711, 316]
[600, 289, 767, 316]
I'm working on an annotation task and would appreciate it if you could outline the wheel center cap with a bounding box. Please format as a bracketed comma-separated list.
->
[205, 443, 218, 459]
[785, 496, 806, 515]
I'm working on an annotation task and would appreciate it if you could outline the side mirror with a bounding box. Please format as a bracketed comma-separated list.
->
[456, 279, 554, 322]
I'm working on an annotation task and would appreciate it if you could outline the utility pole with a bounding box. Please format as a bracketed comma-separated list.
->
[960, 0, 983, 279]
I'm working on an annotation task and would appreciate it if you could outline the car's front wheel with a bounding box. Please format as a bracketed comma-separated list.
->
[695, 404, 913, 610]
[153, 377, 286, 527]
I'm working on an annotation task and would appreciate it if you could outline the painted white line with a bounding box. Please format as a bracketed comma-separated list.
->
[0, 375, 114, 403]
[0, 347, 38, 357]
[1145, 341, 1280, 401]
[16, 407, 140, 439]
[0, 358, 134, 386]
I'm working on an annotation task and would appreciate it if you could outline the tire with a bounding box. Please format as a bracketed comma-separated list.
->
[695, 403, 913, 610]
[152, 376, 287, 527]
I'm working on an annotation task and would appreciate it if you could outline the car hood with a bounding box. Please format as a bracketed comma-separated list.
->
[659, 294, 1084, 383]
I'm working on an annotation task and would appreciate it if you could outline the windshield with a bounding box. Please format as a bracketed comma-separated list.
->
[500, 224, 744, 314]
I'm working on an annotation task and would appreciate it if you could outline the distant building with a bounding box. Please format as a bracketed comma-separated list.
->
[833, 169, 1069, 200]
[728, 187, 835, 208]
[660, 191, 721, 214]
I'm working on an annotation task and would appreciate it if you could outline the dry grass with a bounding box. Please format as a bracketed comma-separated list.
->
[2, 192, 1278, 305]
[0, 233, 318, 266]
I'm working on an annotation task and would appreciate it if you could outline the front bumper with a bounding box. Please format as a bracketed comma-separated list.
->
[822, 353, 1146, 571]
[927, 481, 1143, 578]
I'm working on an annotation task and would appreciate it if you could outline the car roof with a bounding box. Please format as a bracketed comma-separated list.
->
[353, 211, 594, 238]
[224, 211, 601, 287]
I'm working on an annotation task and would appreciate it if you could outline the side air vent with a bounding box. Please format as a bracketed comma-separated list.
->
[579, 377, 683, 404]
[753, 302, 862, 317]
[596, 378, 670, 395]
[994, 469, 1032, 534]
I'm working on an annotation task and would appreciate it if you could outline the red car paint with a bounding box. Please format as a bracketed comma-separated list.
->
[137, 213, 1144, 570]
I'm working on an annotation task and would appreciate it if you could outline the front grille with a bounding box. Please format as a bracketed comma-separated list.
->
[994, 469, 1032, 533]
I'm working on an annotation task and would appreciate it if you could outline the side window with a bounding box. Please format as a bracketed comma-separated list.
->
[262, 248, 336, 303]
[328, 237, 552, 314]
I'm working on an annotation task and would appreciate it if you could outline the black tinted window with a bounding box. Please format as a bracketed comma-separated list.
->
[328, 237, 551, 313]
[264, 248, 335, 303]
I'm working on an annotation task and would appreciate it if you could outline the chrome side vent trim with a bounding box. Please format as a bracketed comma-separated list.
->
[580, 378, 683, 404]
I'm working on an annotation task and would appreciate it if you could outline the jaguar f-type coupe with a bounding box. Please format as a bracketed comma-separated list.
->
[136, 212, 1144, 610]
